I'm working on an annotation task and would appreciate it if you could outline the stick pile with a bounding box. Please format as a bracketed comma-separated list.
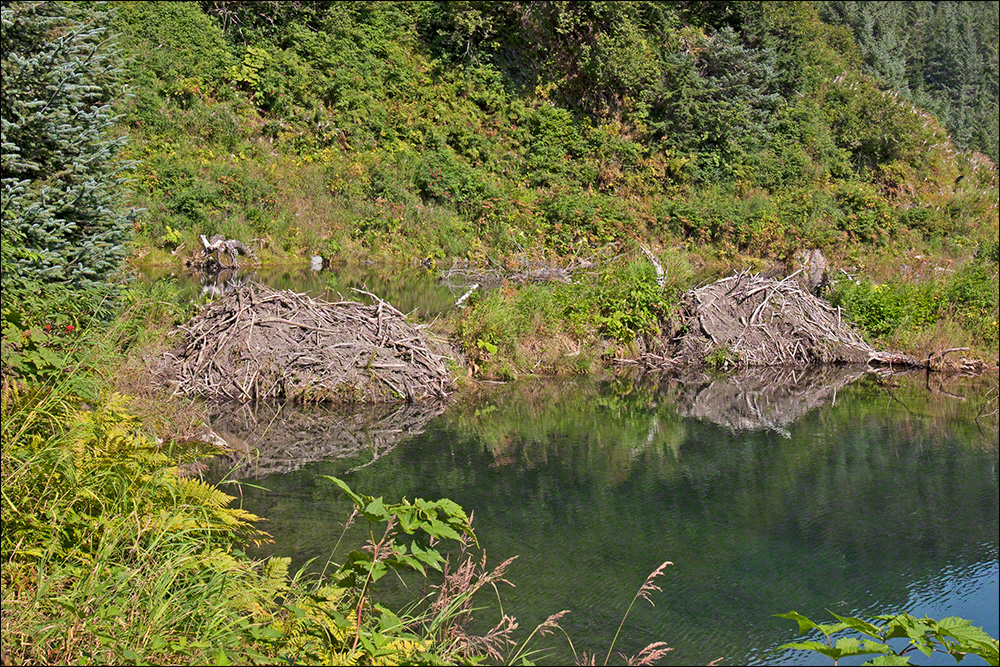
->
[163, 282, 453, 403]
[672, 270, 874, 366]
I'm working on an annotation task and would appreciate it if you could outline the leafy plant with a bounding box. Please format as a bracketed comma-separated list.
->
[270, 475, 515, 665]
[777, 610, 1000, 666]
[0, 379, 276, 665]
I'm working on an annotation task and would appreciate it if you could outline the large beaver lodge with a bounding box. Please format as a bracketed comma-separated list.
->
[163, 282, 452, 403]
[670, 270, 872, 365]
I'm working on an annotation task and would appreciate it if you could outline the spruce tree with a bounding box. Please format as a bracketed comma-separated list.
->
[1, 0, 134, 323]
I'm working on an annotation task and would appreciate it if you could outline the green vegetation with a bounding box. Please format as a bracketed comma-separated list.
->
[0, 368, 522, 664]
[778, 609, 999, 665]
[829, 243, 999, 350]
[0, 371, 681, 665]
[1, 376, 273, 664]
[2, 1, 998, 664]
[455, 257, 683, 378]
[102, 1, 996, 255]
[819, 1, 1000, 163]
[1, 1, 136, 335]
[5, 1, 997, 366]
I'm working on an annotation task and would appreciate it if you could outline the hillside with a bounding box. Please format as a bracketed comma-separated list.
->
[3, 1, 998, 370]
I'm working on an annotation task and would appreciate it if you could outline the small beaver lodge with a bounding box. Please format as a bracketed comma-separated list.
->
[632, 269, 978, 372]
[671, 269, 873, 366]
[163, 282, 453, 403]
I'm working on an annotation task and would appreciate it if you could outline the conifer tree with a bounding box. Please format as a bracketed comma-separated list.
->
[819, 1, 909, 94]
[1, 0, 134, 322]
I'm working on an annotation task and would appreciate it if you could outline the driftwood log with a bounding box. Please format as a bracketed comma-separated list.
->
[185, 234, 258, 272]
[162, 282, 454, 403]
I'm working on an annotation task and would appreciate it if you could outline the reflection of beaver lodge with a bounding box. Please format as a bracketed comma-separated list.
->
[162, 281, 453, 403]
[634, 270, 977, 371]
[666, 364, 867, 435]
[204, 400, 447, 479]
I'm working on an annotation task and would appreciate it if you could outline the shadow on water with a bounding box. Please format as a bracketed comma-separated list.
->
[215, 366, 998, 666]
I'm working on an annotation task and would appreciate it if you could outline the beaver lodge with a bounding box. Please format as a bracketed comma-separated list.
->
[670, 269, 873, 366]
[634, 269, 977, 372]
[163, 282, 453, 403]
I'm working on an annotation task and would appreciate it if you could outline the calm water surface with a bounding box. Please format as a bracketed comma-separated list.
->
[214, 369, 998, 666]
[152, 267, 999, 665]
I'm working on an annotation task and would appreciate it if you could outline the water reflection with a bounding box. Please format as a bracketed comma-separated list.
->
[206, 399, 450, 479]
[137, 262, 464, 320]
[662, 364, 868, 436]
[225, 371, 997, 666]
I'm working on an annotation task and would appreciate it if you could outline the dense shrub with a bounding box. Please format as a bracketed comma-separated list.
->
[830, 253, 998, 349]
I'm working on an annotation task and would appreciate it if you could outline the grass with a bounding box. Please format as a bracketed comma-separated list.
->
[0, 378, 275, 665]
[453, 253, 687, 379]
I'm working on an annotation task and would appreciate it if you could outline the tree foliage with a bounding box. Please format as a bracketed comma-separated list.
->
[822, 0, 1000, 163]
[1, 0, 135, 323]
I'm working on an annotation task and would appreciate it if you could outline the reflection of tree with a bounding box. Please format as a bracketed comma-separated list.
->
[206, 399, 449, 479]
[444, 378, 689, 486]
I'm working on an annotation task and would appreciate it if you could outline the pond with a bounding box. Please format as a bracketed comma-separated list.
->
[148, 266, 999, 665]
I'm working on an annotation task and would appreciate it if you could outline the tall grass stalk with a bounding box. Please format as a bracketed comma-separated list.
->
[604, 561, 674, 666]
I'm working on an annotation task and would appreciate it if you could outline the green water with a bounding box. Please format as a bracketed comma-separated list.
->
[215, 368, 999, 666]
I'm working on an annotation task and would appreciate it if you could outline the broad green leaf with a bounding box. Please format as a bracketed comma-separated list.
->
[863, 655, 912, 666]
[378, 607, 404, 635]
[776, 611, 820, 634]
[415, 498, 435, 512]
[397, 507, 420, 533]
[364, 497, 390, 522]
[388, 554, 426, 576]
[369, 560, 388, 581]
[833, 637, 893, 657]
[938, 617, 999, 646]
[357, 632, 378, 654]
[425, 517, 461, 541]
[322, 475, 365, 507]
[830, 611, 886, 639]
[779, 641, 830, 652]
